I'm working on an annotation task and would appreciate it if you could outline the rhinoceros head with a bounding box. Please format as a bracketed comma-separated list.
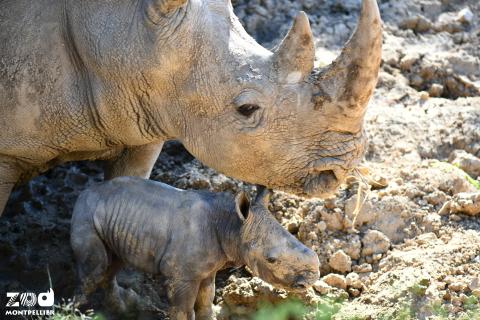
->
[69, 0, 381, 198]
[235, 190, 320, 290]
[159, 0, 381, 198]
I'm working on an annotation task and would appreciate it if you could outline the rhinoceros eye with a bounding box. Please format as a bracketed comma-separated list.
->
[237, 104, 260, 117]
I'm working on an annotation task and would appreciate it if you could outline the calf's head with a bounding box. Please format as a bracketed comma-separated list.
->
[69, 0, 381, 198]
[235, 189, 320, 291]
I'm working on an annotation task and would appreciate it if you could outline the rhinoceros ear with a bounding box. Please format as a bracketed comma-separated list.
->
[273, 12, 315, 84]
[146, 0, 188, 17]
[235, 191, 251, 222]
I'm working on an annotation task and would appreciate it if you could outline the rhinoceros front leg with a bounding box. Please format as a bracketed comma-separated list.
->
[104, 141, 164, 179]
[166, 279, 200, 320]
[194, 275, 216, 320]
[0, 158, 21, 216]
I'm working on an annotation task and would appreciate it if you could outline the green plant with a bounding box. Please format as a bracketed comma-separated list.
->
[46, 299, 104, 320]
[408, 279, 430, 297]
[460, 295, 480, 320]
[251, 296, 346, 320]
[313, 296, 345, 320]
[252, 299, 308, 320]
[429, 300, 449, 319]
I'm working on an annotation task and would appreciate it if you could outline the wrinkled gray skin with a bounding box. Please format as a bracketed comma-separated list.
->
[71, 177, 320, 319]
[0, 0, 382, 214]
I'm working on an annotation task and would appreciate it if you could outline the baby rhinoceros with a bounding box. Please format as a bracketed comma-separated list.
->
[71, 177, 320, 320]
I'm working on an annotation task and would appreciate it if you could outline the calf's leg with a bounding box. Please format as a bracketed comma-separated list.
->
[104, 259, 142, 313]
[71, 222, 111, 305]
[104, 141, 164, 179]
[195, 275, 216, 320]
[166, 279, 201, 320]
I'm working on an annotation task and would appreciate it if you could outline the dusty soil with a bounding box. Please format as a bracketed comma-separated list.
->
[1, 0, 479, 319]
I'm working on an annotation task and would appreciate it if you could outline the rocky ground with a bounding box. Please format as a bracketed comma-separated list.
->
[0, 0, 479, 319]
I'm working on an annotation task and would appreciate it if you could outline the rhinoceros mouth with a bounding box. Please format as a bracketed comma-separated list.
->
[300, 131, 367, 198]
[303, 169, 344, 199]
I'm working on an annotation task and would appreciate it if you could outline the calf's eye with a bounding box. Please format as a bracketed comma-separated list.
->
[266, 256, 277, 264]
[237, 104, 260, 117]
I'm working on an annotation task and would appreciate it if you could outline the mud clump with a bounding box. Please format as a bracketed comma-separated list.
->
[439, 192, 480, 217]
[449, 150, 480, 178]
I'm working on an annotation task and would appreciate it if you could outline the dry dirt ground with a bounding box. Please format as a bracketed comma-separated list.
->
[0, 0, 479, 319]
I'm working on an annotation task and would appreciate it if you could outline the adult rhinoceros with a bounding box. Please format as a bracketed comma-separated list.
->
[0, 0, 381, 214]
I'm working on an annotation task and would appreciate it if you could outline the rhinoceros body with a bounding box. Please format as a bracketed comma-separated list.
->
[71, 177, 319, 318]
[0, 0, 382, 214]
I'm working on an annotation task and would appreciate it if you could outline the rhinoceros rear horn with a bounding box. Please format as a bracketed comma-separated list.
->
[312, 0, 382, 120]
[147, 0, 188, 16]
[273, 12, 315, 84]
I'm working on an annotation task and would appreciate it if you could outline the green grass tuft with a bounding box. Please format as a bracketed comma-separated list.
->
[44, 299, 105, 320]
[251, 296, 346, 320]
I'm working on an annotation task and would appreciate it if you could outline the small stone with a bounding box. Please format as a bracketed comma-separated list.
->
[346, 273, 363, 290]
[287, 221, 299, 234]
[348, 288, 361, 297]
[368, 175, 389, 189]
[399, 52, 420, 71]
[321, 211, 344, 231]
[410, 75, 424, 87]
[329, 250, 352, 273]
[324, 198, 336, 209]
[443, 291, 451, 301]
[449, 282, 467, 292]
[344, 195, 376, 227]
[322, 274, 347, 290]
[352, 263, 372, 273]
[472, 289, 480, 297]
[443, 193, 480, 216]
[449, 214, 462, 221]
[436, 282, 447, 290]
[372, 253, 383, 261]
[400, 15, 433, 32]
[469, 277, 480, 291]
[313, 280, 331, 295]
[424, 191, 447, 206]
[307, 231, 318, 241]
[449, 150, 480, 178]
[451, 295, 463, 306]
[457, 7, 474, 24]
[254, 6, 269, 17]
[420, 91, 429, 101]
[361, 230, 391, 256]
[429, 84, 444, 97]
[317, 221, 327, 232]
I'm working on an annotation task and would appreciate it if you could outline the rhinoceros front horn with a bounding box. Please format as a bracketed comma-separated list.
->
[273, 12, 315, 84]
[311, 0, 382, 124]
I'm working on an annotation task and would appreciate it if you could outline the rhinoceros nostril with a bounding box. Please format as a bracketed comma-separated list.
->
[291, 275, 309, 290]
[317, 170, 337, 187]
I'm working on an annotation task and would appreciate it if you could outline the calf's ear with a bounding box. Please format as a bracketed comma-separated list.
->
[255, 185, 272, 207]
[146, 0, 188, 18]
[235, 192, 251, 222]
